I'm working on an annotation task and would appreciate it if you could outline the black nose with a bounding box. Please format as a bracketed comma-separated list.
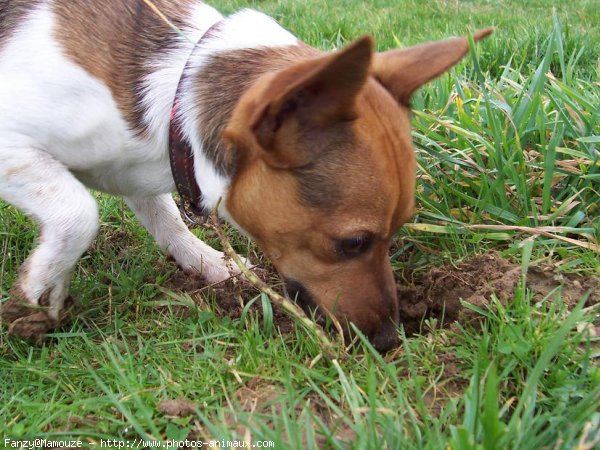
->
[284, 279, 318, 314]
[370, 320, 399, 353]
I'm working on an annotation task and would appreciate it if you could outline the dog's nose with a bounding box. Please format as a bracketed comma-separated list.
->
[371, 320, 399, 353]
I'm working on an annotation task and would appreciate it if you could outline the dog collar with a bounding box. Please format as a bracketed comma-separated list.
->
[169, 21, 222, 221]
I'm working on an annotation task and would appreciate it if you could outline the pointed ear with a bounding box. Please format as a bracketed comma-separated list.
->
[250, 36, 373, 169]
[373, 28, 493, 105]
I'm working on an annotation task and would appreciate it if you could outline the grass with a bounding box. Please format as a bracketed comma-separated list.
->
[1, 0, 599, 448]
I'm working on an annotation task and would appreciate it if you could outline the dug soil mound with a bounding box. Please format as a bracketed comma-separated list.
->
[165, 253, 598, 337]
[397, 253, 599, 334]
[165, 269, 295, 334]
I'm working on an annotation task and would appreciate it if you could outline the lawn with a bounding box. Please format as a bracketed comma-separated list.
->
[1, 0, 599, 448]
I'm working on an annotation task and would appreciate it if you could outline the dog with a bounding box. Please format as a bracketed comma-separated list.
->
[0, 0, 491, 351]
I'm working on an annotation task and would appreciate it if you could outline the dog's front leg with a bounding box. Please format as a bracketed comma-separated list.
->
[125, 194, 243, 284]
[0, 146, 99, 341]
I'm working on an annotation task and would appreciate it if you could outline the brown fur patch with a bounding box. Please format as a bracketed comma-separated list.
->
[0, 0, 43, 49]
[192, 44, 320, 176]
[292, 134, 354, 209]
[52, 0, 198, 133]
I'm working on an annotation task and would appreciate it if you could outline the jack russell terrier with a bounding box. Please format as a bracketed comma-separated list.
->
[0, 0, 491, 351]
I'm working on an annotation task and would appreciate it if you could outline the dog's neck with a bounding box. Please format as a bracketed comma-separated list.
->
[168, 9, 320, 220]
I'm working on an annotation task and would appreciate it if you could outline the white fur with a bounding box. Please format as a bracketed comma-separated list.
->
[0, 5, 172, 196]
[192, 9, 297, 56]
[0, 2, 298, 317]
[0, 147, 99, 320]
[0, 5, 105, 318]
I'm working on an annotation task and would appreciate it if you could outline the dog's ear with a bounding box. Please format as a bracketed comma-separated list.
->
[250, 36, 373, 169]
[373, 28, 493, 105]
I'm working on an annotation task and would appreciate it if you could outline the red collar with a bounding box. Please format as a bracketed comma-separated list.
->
[169, 21, 221, 220]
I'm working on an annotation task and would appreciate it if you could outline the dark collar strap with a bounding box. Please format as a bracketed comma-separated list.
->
[169, 21, 222, 221]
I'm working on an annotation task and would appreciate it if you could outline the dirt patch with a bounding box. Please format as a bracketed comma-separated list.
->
[163, 269, 206, 294]
[527, 266, 599, 307]
[1, 291, 76, 344]
[192, 378, 354, 446]
[163, 252, 598, 339]
[164, 267, 296, 335]
[6, 252, 593, 345]
[397, 253, 599, 335]
[158, 397, 196, 417]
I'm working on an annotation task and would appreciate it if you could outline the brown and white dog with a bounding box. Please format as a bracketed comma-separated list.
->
[0, 0, 491, 350]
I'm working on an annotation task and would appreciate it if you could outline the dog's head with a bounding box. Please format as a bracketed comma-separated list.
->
[224, 30, 492, 351]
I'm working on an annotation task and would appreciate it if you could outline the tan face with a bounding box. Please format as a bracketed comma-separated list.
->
[224, 31, 491, 351]
[228, 80, 415, 349]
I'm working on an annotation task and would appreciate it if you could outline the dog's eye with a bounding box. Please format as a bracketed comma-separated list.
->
[336, 234, 373, 258]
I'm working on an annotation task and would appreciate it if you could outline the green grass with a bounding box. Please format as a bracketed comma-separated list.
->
[1, 0, 599, 448]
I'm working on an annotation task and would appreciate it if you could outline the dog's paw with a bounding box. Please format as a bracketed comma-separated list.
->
[180, 250, 252, 285]
[169, 237, 254, 285]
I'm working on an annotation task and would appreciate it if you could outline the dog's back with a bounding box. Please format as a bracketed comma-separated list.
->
[0, 0, 212, 136]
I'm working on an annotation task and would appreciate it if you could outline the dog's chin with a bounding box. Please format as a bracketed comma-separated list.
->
[283, 279, 327, 328]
